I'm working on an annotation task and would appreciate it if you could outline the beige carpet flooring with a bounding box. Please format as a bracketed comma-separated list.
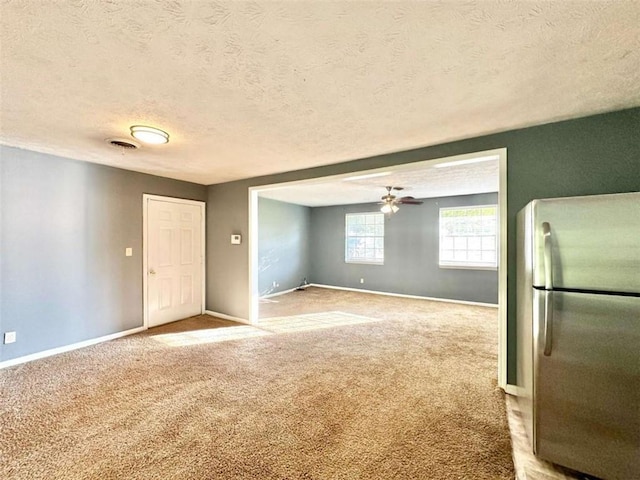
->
[0, 287, 514, 479]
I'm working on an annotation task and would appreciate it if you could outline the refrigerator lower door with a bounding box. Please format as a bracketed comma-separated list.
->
[535, 292, 640, 479]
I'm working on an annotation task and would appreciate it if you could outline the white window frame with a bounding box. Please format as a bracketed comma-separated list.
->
[345, 212, 384, 265]
[439, 204, 498, 270]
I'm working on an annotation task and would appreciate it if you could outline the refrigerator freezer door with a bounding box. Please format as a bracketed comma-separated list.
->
[531, 192, 640, 293]
[534, 292, 640, 479]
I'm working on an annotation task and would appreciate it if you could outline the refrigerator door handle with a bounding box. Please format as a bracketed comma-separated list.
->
[543, 290, 553, 356]
[542, 222, 553, 356]
[542, 222, 553, 290]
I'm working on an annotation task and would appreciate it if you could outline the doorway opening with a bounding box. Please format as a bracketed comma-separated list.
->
[249, 148, 508, 389]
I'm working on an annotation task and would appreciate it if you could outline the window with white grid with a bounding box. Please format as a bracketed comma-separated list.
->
[345, 213, 384, 264]
[439, 205, 498, 269]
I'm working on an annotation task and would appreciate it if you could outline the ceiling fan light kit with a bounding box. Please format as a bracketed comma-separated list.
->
[379, 186, 423, 215]
[381, 203, 399, 214]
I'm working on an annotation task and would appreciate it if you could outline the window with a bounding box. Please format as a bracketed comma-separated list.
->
[439, 205, 498, 269]
[345, 213, 384, 264]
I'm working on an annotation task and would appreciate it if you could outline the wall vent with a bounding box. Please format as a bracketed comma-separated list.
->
[106, 138, 140, 149]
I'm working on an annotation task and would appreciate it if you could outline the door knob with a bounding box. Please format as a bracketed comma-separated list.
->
[149, 269, 156, 275]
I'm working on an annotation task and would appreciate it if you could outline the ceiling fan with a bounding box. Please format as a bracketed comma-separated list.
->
[379, 186, 424, 214]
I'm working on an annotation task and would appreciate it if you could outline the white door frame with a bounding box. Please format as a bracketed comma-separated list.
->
[248, 148, 509, 390]
[142, 194, 206, 329]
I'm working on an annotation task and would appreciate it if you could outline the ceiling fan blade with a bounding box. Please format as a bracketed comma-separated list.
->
[398, 196, 423, 205]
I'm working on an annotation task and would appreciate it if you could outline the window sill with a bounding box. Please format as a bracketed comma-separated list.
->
[345, 261, 384, 266]
[439, 264, 497, 271]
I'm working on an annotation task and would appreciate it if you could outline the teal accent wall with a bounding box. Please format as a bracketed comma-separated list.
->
[206, 107, 640, 384]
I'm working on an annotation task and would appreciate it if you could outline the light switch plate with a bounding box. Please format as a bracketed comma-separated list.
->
[231, 234, 242, 245]
[125, 248, 132, 257]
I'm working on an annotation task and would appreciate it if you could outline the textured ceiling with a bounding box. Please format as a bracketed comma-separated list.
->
[1, 1, 639, 186]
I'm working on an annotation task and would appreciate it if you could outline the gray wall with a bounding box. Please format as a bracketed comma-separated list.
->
[206, 107, 640, 384]
[0, 146, 207, 361]
[258, 197, 310, 296]
[207, 180, 250, 318]
[310, 193, 498, 304]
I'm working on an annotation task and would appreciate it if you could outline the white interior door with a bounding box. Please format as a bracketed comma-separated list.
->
[146, 197, 204, 328]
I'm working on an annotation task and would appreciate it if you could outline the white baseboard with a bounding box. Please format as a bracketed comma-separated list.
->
[204, 310, 252, 325]
[503, 384, 519, 396]
[259, 287, 299, 299]
[309, 283, 499, 308]
[0, 326, 146, 370]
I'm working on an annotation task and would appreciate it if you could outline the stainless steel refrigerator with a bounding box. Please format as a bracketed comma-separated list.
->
[516, 192, 640, 479]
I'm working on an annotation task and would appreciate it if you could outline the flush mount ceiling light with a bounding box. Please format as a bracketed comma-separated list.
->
[130, 125, 170, 145]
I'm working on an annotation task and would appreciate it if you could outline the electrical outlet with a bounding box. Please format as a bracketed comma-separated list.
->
[4, 331, 16, 344]
[360, 278, 365, 284]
